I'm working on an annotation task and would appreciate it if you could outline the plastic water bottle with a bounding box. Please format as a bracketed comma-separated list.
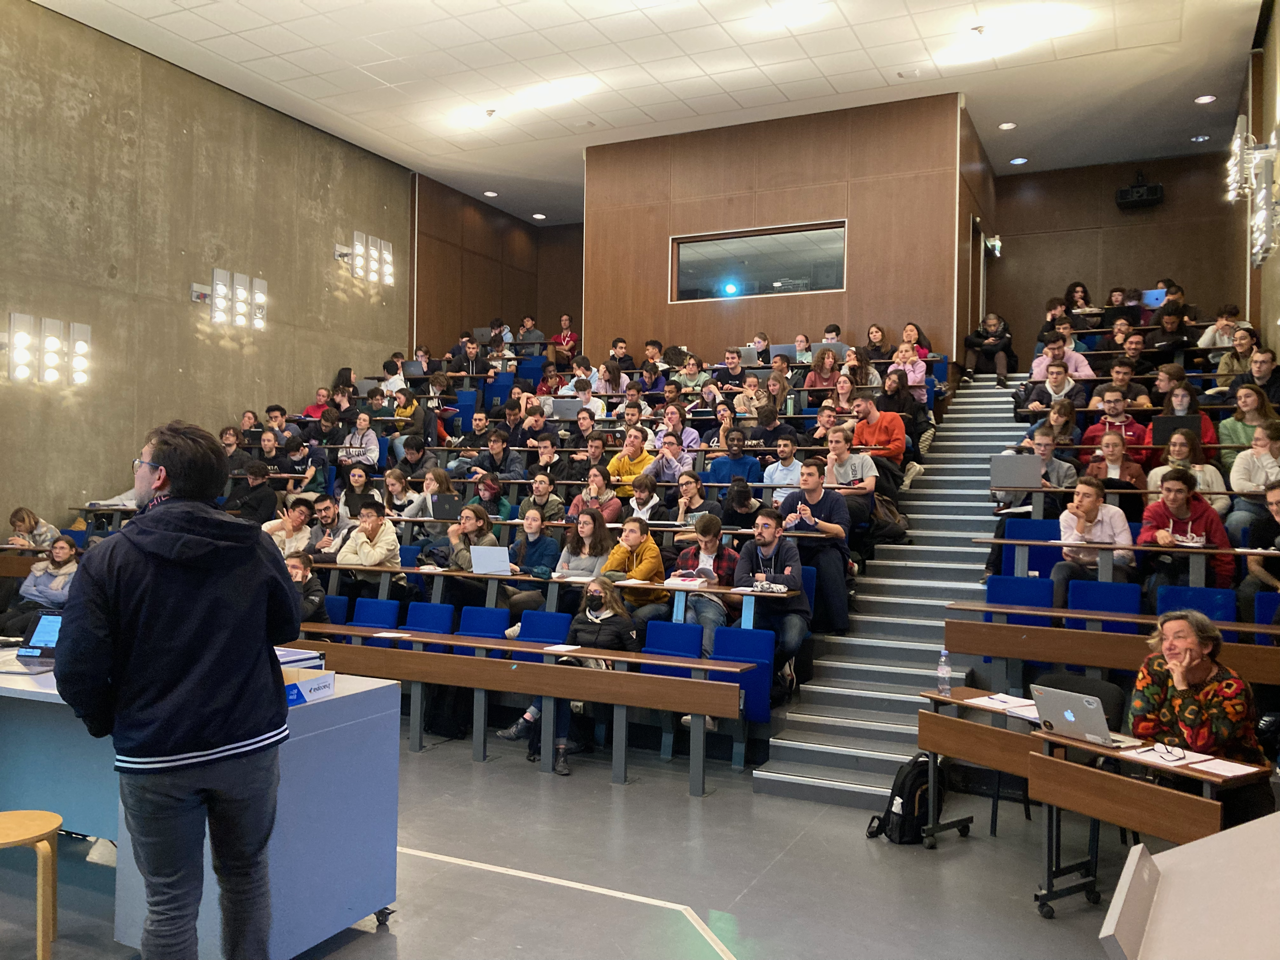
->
[937, 649, 952, 696]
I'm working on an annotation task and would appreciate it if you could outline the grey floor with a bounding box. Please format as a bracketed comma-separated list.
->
[0, 722, 1163, 960]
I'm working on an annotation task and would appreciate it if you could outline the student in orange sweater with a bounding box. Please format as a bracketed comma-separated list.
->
[851, 391, 920, 487]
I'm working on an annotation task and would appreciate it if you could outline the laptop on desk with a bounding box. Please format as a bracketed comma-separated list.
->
[1150, 415, 1201, 447]
[551, 398, 583, 421]
[1031, 685, 1141, 749]
[1141, 289, 1167, 310]
[0, 612, 62, 675]
[989, 452, 1044, 490]
[429, 494, 463, 521]
[470, 545, 511, 576]
[402, 360, 425, 378]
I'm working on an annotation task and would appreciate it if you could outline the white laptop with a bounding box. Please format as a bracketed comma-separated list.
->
[1031, 685, 1141, 749]
[470, 545, 511, 576]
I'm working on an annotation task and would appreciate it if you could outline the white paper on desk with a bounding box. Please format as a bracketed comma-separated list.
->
[1119, 747, 1212, 767]
[1005, 704, 1040, 722]
[615, 578, 656, 586]
[552, 574, 594, 583]
[730, 586, 755, 593]
[542, 644, 581, 652]
[373, 631, 410, 638]
[967, 694, 1034, 710]
[417, 565, 443, 572]
[1189, 758, 1260, 777]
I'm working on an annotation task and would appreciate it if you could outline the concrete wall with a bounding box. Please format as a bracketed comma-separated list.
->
[1, 0, 412, 526]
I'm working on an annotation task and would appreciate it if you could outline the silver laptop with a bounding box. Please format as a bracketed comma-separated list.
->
[470, 545, 510, 576]
[1031, 685, 1141, 749]
[551, 397, 583, 421]
[989, 452, 1043, 490]
[739, 345, 759, 366]
[0, 612, 62, 675]
[402, 360, 425, 378]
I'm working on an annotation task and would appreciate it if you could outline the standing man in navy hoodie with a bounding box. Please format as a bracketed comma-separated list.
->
[56, 421, 300, 959]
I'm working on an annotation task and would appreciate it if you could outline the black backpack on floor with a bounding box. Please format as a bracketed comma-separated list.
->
[866, 752, 940, 845]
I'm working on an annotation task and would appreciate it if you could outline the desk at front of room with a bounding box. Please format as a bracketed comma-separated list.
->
[0, 655, 399, 960]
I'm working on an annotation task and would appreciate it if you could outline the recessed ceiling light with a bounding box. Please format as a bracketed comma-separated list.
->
[1194, 95, 1216, 104]
[934, 3, 1090, 66]
[1190, 135, 1211, 142]
[1010, 157, 1029, 165]
[998, 122, 1017, 130]
[532, 214, 546, 220]
[483, 191, 498, 197]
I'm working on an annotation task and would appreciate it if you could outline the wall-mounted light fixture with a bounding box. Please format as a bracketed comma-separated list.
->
[41, 318, 65, 383]
[335, 231, 393, 286]
[211, 268, 230, 324]
[252, 278, 267, 330]
[192, 268, 267, 330]
[5, 313, 89, 386]
[985, 235, 1002, 258]
[7, 313, 36, 382]
[1226, 115, 1278, 268]
[69, 323, 90, 385]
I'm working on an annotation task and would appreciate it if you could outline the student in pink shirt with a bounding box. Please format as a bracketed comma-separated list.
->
[886, 342, 927, 404]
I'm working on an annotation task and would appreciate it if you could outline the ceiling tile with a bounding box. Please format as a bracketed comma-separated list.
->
[991, 39, 1055, 67]
[349, 109, 407, 129]
[776, 77, 837, 100]
[1116, 18, 1181, 47]
[620, 83, 679, 105]
[195, 2, 273, 32]
[835, 0, 910, 24]
[448, 41, 515, 68]
[522, 53, 590, 79]
[280, 14, 347, 45]
[565, 0, 634, 16]
[760, 58, 822, 83]
[643, 55, 706, 82]
[363, 31, 436, 59]
[243, 55, 311, 80]
[710, 65, 773, 91]
[595, 64, 658, 89]
[1053, 28, 1117, 58]
[741, 37, 808, 66]
[663, 75, 724, 99]
[238, 25, 311, 54]
[109, 0, 182, 18]
[412, 137, 461, 156]
[691, 46, 755, 73]
[595, 106, 654, 128]
[811, 49, 874, 74]
[238, 0, 313, 19]
[522, 118, 575, 139]
[322, 37, 400, 66]
[479, 61, 545, 86]
[457, 7, 532, 38]
[866, 38, 929, 66]
[719, 15, 793, 45]
[787, 4, 851, 36]
[641, 100, 697, 121]
[400, 50, 472, 76]
[533, 99, 594, 119]
[570, 43, 636, 71]
[577, 90, 636, 112]
[313, 66, 385, 92]
[421, 19, 486, 48]
[283, 74, 345, 97]
[150, 9, 229, 40]
[826, 66, 887, 92]
[436, 70, 502, 95]
[911, 3, 978, 37]
[685, 92, 740, 114]
[435, 0, 499, 15]
[172, 0, 219, 8]
[854, 15, 919, 46]
[643, 2, 716, 32]
[485, 124, 538, 144]
[394, 78, 456, 101]
[300, 0, 364, 12]
[591, 10, 663, 42]
[935, 57, 996, 76]
[317, 85, 410, 114]
[1115, 0, 1184, 28]
[668, 23, 737, 55]
[905, 0, 973, 13]
[620, 34, 687, 64]
[541, 20, 612, 50]
[729, 84, 788, 108]
[199, 33, 271, 61]
[511, 0, 585, 30]
[881, 58, 939, 82]
[796, 27, 863, 57]
[281, 46, 345, 72]
[491, 32, 562, 59]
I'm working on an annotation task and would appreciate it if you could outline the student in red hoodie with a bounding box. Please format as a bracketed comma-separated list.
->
[1137, 467, 1233, 608]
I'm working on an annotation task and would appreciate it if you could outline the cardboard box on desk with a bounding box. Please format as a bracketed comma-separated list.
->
[283, 667, 336, 707]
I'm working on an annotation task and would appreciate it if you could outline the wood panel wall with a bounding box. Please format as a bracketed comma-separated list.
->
[985, 154, 1247, 369]
[582, 94, 967, 363]
[413, 175, 582, 356]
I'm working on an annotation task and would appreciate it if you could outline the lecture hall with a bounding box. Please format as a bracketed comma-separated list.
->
[2, 0, 1277, 957]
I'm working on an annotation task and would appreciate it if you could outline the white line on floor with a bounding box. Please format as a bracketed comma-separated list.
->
[396, 845, 736, 960]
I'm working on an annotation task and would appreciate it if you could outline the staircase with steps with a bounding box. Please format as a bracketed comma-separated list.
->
[752, 373, 1027, 808]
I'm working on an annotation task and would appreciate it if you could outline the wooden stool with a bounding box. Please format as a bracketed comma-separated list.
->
[0, 811, 61, 960]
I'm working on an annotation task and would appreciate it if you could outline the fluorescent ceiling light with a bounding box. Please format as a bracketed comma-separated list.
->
[1194, 95, 1216, 104]
[1010, 157, 1029, 165]
[933, 3, 1090, 66]
[532, 214, 547, 220]
[998, 122, 1017, 130]
[483, 191, 498, 197]
[1190, 135, 1210, 142]
[750, 0, 832, 31]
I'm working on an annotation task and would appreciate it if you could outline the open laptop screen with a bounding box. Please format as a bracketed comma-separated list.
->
[19, 612, 61, 658]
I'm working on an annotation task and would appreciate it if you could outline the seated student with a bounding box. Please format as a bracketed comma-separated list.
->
[778, 459, 852, 634]
[633, 362, 666, 401]
[387, 388, 434, 464]
[643, 431, 694, 486]
[886, 342, 927, 404]
[1111, 332, 1156, 377]
[734, 372, 767, 427]
[330, 387, 359, 428]
[255, 429, 289, 476]
[224, 461, 277, 525]
[564, 408, 598, 452]
[1238, 481, 1280, 633]
[1087, 359, 1152, 409]
[734, 508, 812, 690]
[302, 387, 331, 420]
[468, 472, 512, 522]
[670, 354, 711, 394]
[1098, 316, 1133, 354]
[338, 412, 379, 481]
[466, 429, 526, 483]
[865, 323, 893, 362]
[1149, 363, 1187, 411]
[240, 409, 264, 449]
[851, 390, 907, 469]
[501, 505, 561, 616]
[708, 427, 763, 486]
[1229, 348, 1280, 409]
[1227, 420, 1280, 545]
[877, 370, 933, 467]
[607, 427, 655, 498]
[1197, 304, 1251, 365]
[8, 507, 59, 551]
[804, 347, 840, 399]
[961, 313, 1015, 386]
[392, 435, 437, 481]
[749, 403, 800, 469]
[821, 323, 842, 344]
[507, 403, 549, 458]
[714, 347, 748, 391]
[720, 477, 762, 531]
[301, 409, 345, 462]
[447, 338, 494, 381]
[1086, 431, 1147, 501]
[1029, 332, 1096, 381]
[1128, 611, 1275, 826]
[654, 381, 683, 416]
[1026, 360, 1088, 412]
[981, 430, 1078, 582]
[1138, 468, 1233, 601]
[654, 403, 701, 450]
[549, 509, 614, 616]
[336, 499, 407, 600]
[1101, 287, 1141, 328]
[0, 535, 78, 638]
[689, 380, 725, 416]
[770, 353, 804, 392]
[262, 498, 314, 556]
[673, 470, 723, 525]
[840, 350, 881, 392]
[1143, 380, 1218, 458]
[304, 493, 356, 561]
[568, 379, 606, 419]
[336, 465, 382, 523]
[764, 434, 803, 506]
[618, 398, 655, 444]
[1147, 428, 1229, 517]
[601, 517, 669, 644]
[641, 339, 667, 372]
[363, 390, 396, 430]
[1022, 399, 1080, 461]
[489, 316, 513, 347]
[436, 503, 500, 608]
[1221, 384, 1278, 475]
[446, 410, 492, 476]
[568, 465, 621, 522]
[518, 472, 566, 524]
[557, 356, 598, 395]
[1036, 297, 1071, 343]
[901, 322, 932, 358]
[1215, 327, 1258, 391]
[621, 474, 669, 522]
[550, 314, 579, 370]
[284, 552, 329, 626]
[535, 361, 568, 400]
[793, 333, 813, 364]
[525, 433, 566, 483]
[380, 468, 421, 518]
[282, 436, 328, 500]
[605, 337, 635, 372]
[596, 359, 630, 397]
[569, 432, 609, 483]
[823, 427, 878, 527]
[499, 577, 637, 774]
[377, 360, 406, 398]
[1046, 315, 1085, 354]
[750, 332, 772, 365]
[513, 314, 544, 357]
[219, 425, 254, 477]
[265, 405, 301, 440]
[1049, 477, 1135, 607]
[1145, 307, 1194, 365]
[671, 513, 740, 658]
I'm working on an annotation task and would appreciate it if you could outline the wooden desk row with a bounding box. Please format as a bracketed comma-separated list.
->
[971, 536, 1272, 585]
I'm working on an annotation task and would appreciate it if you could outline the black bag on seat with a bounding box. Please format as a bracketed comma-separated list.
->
[866, 752, 940, 845]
